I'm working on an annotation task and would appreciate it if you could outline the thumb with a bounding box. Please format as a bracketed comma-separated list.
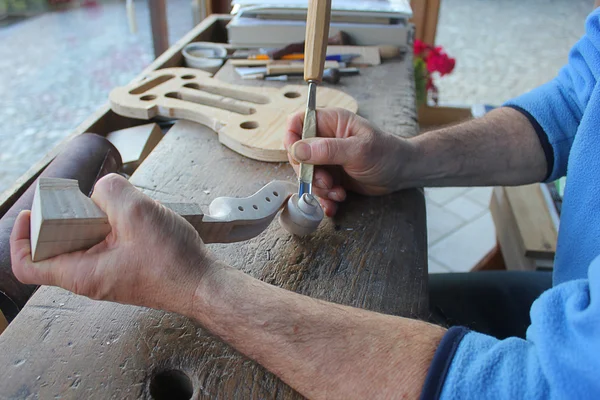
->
[289, 137, 359, 166]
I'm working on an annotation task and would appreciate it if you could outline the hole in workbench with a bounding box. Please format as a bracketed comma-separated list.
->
[265, 197, 271, 202]
[181, 74, 196, 80]
[284, 91, 301, 99]
[238, 206, 244, 211]
[149, 369, 193, 400]
[253, 205, 258, 210]
[240, 121, 259, 130]
[273, 191, 279, 197]
[140, 95, 156, 101]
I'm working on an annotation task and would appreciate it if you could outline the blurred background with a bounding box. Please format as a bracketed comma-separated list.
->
[0, 0, 593, 272]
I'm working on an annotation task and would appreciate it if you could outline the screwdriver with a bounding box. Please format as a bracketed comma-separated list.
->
[298, 0, 332, 197]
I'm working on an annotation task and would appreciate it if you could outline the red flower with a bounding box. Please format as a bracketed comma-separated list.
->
[426, 50, 456, 76]
[414, 39, 429, 57]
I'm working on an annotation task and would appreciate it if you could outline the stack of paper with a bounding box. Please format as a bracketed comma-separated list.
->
[227, 0, 413, 49]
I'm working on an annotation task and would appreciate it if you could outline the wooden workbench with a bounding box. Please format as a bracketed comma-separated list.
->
[0, 16, 426, 399]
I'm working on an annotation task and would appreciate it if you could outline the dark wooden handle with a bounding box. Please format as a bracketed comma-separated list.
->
[303, 0, 332, 82]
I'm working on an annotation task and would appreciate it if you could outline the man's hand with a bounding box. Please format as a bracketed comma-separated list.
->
[284, 108, 414, 216]
[10, 173, 214, 315]
[9, 173, 445, 399]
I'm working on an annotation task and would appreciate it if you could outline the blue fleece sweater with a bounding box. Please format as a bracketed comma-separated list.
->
[437, 9, 600, 399]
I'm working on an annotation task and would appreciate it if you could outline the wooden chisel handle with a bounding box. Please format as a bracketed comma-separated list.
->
[303, 0, 332, 83]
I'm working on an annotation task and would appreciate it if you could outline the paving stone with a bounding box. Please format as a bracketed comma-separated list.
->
[0, 0, 192, 196]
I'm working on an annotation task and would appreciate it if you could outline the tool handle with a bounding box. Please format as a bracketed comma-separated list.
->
[303, 0, 332, 82]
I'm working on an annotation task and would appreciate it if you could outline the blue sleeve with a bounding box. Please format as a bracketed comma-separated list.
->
[431, 255, 600, 400]
[504, 9, 600, 181]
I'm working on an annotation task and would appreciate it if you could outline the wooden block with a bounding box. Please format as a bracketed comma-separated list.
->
[30, 178, 111, 262]
[106, 123, 163, 173]
[505, 184, 557, 259]
[418, 105, 473, 128]
[0, 310, 7, 335]
[490, 187, 535, 270]
[109, 67, 357, 162]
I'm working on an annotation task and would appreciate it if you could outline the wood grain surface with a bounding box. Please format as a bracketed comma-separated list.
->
[0, 57, 424, 399]
[109, 67, 357, 162]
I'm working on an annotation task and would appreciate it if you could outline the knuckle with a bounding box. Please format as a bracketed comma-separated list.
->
[11, 250, 33, 284]
[126, 197, 154, 221]
[357, 138, 371, 155]
[320, 140, 336, 160]
[94, 173, 124, 196]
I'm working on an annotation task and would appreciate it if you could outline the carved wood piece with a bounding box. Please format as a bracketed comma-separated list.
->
[29, 178, 305, 261]
[109, 67, 358, 162]
[30, 179, 111, 262]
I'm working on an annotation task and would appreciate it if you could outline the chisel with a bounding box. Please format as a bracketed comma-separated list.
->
[299, 0, 332, 196]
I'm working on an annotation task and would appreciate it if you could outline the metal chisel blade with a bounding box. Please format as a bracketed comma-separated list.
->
[299, 82, 317, 196]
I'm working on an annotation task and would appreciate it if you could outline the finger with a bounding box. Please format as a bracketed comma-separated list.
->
[287, 152, 300, 176]
[289, 137, 361, 166]
[10, 210, 58, 286]
[318, 197, 338, 217]
[313, 168, 334, 190]
[312, 185, 346, 203]
[90, 173, 134, 215]
[11, 209, 108, 290]
[284, 111, 305, 150]
[10, 210, 33, 269]
[285, 108, 361, 151]
[313, 108, 361, 139]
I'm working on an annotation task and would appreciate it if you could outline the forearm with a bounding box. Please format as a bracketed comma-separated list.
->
[190, 262, 445, 399]
[402, 107, 548, 188]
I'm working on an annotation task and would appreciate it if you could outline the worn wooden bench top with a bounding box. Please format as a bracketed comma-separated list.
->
[0, 57, 426, 399]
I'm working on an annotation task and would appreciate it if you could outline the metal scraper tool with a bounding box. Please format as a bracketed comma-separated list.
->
[298, 0, 332, 197]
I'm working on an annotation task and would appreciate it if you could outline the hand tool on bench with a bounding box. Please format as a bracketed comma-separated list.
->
[298, 0, 331, 197]
[279, 0, 332, 234]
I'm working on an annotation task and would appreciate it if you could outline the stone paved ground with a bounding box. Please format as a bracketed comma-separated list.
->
[0, 0, 193, 195]
[435, 0, 592, 105]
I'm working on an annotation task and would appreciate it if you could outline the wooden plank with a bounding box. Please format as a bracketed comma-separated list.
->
[418, 104, 472, 128]
[411, 0, 428, 43]
[422, 0, 441, 45]
[0, 311, 7, 335]
[505, 184, 557, 260]
[411, 0, 441, 45]
[490, 187, 536, 270]
[0, 55, 426, 398]
[0, 15, 230, 219]
[149, 0, 169, 58]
